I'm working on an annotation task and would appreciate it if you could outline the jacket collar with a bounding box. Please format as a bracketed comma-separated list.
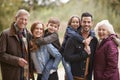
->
[97, 34, 115, 48]
[9, 22, 28, 36]
[9, 22, 30, 41]
[9, 22, 17, 36]
[67, 26, 78, 32]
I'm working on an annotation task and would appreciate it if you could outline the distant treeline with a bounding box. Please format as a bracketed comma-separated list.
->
[0, 0, 120, 34]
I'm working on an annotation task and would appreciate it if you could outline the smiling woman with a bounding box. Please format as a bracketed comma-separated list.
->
[94, 20, 120, 80]
[30, 20, 62, 80]
[31, 21, 44, 38]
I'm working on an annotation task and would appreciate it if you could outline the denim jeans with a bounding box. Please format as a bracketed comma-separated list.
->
[62, 58, 73, 80]
[37, 72, 58, 80]
[41, 59, 58, 80]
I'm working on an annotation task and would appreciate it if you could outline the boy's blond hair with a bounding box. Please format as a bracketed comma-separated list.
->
[48, 17, 60, 27]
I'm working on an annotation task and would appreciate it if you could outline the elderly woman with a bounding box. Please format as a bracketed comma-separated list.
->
[94, 20, 120, 80]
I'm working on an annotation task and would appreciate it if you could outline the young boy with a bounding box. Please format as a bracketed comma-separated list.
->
[43, 17, 61, 80]
[44, 17, 61, 50]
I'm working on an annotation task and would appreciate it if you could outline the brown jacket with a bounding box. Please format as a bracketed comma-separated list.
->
[0, 22, 32, 80]
[0, 22, 59, 80]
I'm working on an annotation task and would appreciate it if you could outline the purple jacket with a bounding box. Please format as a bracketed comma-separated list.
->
[94, 35, 119, 80]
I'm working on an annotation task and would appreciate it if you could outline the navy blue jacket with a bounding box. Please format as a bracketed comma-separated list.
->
[61, 26, 84, 54]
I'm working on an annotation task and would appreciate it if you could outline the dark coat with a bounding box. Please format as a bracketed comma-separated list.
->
[44, 29, 61, 50]
[94, 35, 119, 80]
[64, 35, 98, 80]
[0, 22, 33, 80]
[61, 26, 95, 55]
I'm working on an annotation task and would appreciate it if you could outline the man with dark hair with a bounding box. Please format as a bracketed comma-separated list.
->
[81, 12, 93, 21]
[64, 12, 98, 80]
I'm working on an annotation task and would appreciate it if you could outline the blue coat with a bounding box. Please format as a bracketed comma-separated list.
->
[94, 35, 119, 80]
[31, 44, 62, 74]
[61, 26, 84, 53]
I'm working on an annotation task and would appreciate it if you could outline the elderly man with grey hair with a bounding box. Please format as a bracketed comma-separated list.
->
[0, 9, 34, 80]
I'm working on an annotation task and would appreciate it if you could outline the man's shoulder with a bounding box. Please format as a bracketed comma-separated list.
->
[91, 36, 98, 45]
[92, 36, 98, 41]
[1, 28, 10, 35]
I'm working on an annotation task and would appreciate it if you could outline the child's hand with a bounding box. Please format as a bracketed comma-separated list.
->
[84, 37, 92, 46]
[112, 35, 120, 46]
[84, 46, 91, 55]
